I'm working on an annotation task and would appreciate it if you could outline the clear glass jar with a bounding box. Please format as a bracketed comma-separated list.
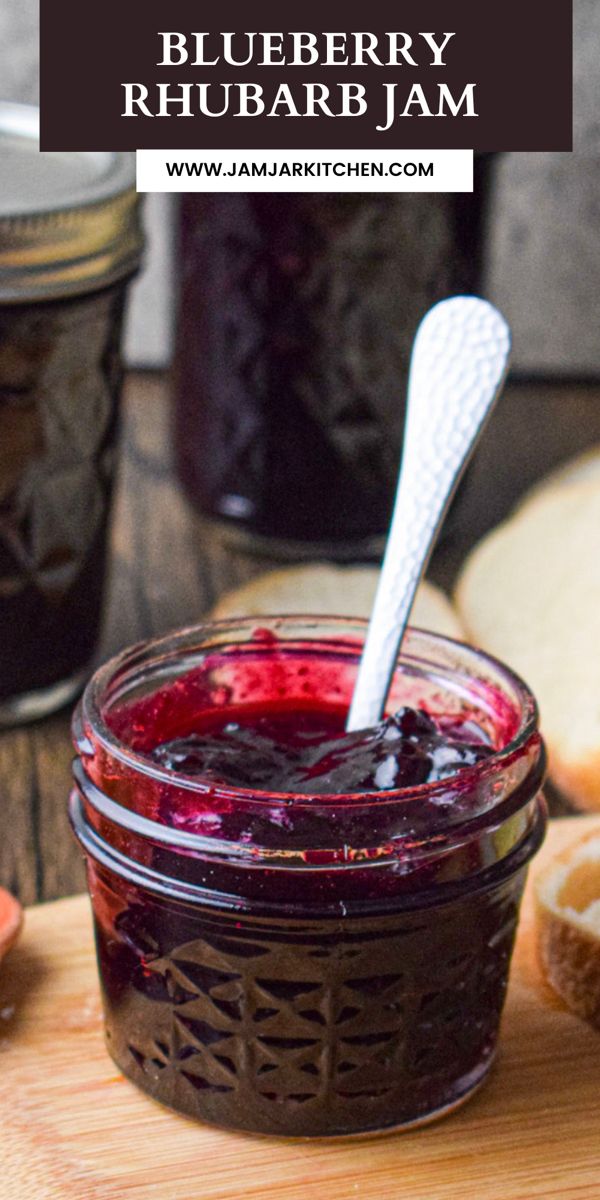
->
[70, 617, 546, 1137]
[174, 164, 493, 560]
[0, 103, 143, 723]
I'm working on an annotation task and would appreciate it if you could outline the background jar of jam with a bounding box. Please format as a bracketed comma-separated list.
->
[174, 162, 492, 559]
[0, 103, 143, 724]
[70, 617, 546, 1137]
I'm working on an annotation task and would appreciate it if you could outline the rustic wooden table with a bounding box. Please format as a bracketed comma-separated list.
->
[3, 818, 600, 1200]
[2, 373, 599, 905]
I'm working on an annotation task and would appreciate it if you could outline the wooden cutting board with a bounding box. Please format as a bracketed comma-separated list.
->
[0, 817, 599, 1200]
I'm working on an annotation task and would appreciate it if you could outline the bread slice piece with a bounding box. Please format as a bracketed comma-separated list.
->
[455, 480, 600, 812]
[211, 564, 465, 641]
[535, 827, 600, 1029]
[521, 444, 600, 508]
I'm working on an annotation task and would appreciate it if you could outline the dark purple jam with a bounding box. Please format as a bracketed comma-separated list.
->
[92, 870, 524, 1137]
[150, 704, 492, 794]
[0, 284, 128, 709]
[174, 180, 492, 553]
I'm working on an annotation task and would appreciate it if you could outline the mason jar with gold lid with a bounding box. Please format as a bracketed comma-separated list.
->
[0, 103, 144, 724]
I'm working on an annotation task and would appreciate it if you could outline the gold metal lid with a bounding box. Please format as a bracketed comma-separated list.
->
[0, 104, 144, 303]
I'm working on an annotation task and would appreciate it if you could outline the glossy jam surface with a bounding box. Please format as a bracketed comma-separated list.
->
[96, 642, 519, 891]
[150, 704, 492, 794]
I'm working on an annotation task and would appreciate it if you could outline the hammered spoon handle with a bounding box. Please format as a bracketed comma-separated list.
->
[346, 296, 511, 732]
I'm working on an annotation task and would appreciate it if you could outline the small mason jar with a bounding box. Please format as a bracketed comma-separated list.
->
[70, 617, 546, 1138]
[174, 165, 493, 560]
[0, 104, 143, 723]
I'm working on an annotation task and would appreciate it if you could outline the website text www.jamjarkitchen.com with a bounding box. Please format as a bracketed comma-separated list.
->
[165, 157, 433, 178]
[135, 149, 474, 192]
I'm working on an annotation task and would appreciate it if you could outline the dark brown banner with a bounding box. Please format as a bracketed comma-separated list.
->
[40, 0, 573, 152]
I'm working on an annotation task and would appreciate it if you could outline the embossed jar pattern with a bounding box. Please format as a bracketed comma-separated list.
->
[70, 618, 546, 1137]
[0, 104, 143, 722]
[174, 181, 492, 558]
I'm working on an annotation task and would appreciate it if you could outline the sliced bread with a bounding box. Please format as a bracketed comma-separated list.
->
[456, 480, 600, 811]
[211, 564, 465, 640]
[535, 827, 600, 1029]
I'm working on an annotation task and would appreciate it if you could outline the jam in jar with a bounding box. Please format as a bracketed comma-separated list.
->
[70, 617, 545, 1137]
[174, 169, 492, 559]
[0, 103, 143, 723]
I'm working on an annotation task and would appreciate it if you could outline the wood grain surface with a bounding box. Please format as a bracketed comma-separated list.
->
[0, 817, 599, 1199]
[1, 374, 599, 906]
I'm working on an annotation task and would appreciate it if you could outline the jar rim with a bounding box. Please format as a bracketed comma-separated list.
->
[78, 615, 541, 811]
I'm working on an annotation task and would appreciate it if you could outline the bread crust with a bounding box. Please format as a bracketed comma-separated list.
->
[536, 904, 600, 1028]
[519, 444, 600, 508]
[211, 565, 464, 640]
[455, 478, 600, 813]
[535, 829, 600, 1029]
[548, 755, 600, 815]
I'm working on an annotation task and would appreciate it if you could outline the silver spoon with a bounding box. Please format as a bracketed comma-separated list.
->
[346, 296, 511, 732]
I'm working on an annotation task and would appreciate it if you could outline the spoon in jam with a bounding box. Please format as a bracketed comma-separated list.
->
[346, 295, 511, 732]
